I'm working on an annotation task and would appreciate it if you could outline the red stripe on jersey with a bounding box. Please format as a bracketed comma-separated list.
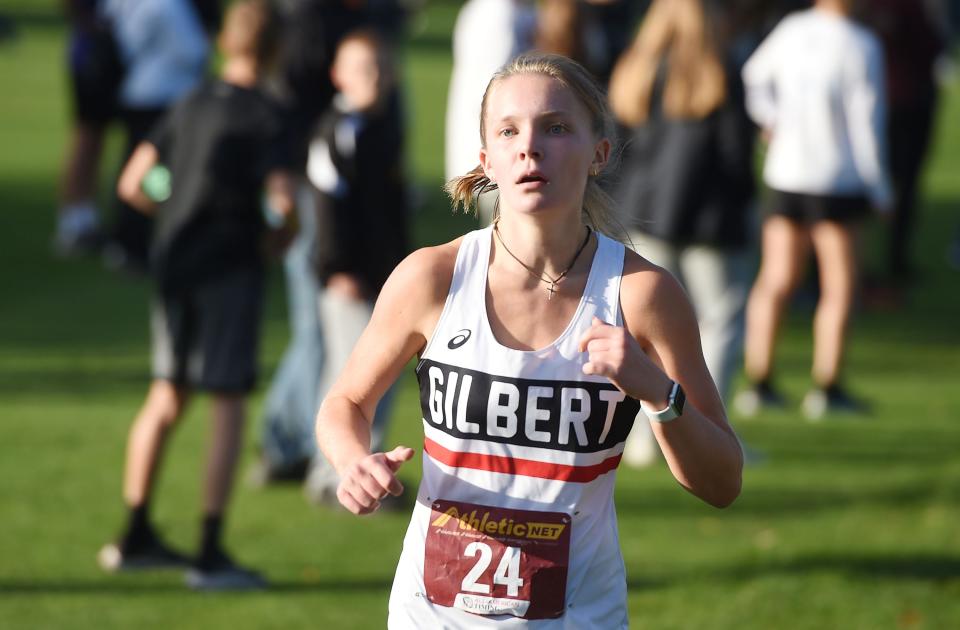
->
[423, 437, 622, 483]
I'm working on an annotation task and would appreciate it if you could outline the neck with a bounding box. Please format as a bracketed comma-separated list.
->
[494, 211, 590, 278]
[221, 57, 259, 88]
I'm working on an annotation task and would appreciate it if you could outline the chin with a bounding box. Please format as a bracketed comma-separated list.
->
[499, 191, 551, 213]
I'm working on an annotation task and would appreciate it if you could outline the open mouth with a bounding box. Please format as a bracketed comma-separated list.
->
[517, 173, 548, 185]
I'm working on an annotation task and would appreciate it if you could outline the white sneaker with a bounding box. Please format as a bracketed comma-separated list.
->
[801, 389, 828, 421]
[732, 383, 786, 419]
[97, 539, 189, 573]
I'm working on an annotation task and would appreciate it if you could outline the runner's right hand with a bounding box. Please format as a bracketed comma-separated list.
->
[337, 446, 415, 515]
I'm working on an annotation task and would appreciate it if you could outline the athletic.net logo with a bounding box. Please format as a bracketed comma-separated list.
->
[431, 505, 566, 541]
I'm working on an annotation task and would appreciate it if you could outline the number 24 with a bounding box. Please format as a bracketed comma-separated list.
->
[461, 542, 524, 597]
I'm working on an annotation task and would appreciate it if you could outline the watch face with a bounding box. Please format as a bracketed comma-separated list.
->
[672, 383, 686, 415]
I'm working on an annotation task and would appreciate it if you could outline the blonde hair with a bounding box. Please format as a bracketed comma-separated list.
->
[445, 53, 622, 239]
[608, 0, 726, 126]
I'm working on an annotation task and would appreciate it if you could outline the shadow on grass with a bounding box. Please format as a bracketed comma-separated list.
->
[739, 424, 960, 466]
[0, 576, 393, 596]
[1, 9, 60, 32]
[716, 552, 960, 583]
[0, 366, 149, 395]
[615, 475, 957, 518]
[7, 552, 950, 597]
[622, 552, 960, 592]
[0, 367, 152, 399]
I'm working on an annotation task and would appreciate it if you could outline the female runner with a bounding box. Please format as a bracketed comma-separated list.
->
[316, 53, 743, 627]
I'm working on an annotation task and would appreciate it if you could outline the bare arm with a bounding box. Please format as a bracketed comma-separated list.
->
[579, 255, 742, 507]
[117, 142, 159, 215]
[315, 243, 458, 514]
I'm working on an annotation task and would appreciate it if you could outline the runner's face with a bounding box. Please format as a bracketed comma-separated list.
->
[479, 74, 608, 219]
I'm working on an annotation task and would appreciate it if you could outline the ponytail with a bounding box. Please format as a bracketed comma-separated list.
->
[444, 165, 495, 217]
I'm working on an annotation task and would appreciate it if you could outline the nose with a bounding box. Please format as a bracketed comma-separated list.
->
[517, 128, 543, 162]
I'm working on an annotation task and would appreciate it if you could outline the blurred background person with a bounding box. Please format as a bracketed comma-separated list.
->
[54, 0, 121, 257]
[268, 0, 377, 170]
[734, 0, 893, 421]
[251, 0, 412, 489]
[608, 0, 757, 465]
[535, 0, 639, 85]
[248, 0, 368, 488]
[863, 0, 945, 297]
[99, 0, 210, 272]
[302, 29, 411, 505]
[97, 0, 294, 590]
[444, 0, 536, 225]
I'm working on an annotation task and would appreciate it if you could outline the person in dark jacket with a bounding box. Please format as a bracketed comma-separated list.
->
[609, 0, 756, 465]
[302, 29, 409, 503]
[867, 0, 945, 284]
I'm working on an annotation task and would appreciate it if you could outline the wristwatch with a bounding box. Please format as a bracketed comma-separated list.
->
[641, 380, 686, 423]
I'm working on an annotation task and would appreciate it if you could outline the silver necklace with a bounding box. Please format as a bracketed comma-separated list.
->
[493, 224, 592, 300]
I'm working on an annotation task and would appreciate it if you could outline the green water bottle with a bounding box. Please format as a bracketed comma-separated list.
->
[141, 164, 171, 202]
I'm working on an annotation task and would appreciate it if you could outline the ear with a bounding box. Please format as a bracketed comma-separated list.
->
[479, 147, 496, 183]
[591, 137, 611, 175]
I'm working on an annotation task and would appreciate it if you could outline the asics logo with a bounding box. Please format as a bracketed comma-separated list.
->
[447, 329, 471, 349]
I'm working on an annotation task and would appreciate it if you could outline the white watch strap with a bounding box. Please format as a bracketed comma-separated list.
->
[641, 381, 682, 423]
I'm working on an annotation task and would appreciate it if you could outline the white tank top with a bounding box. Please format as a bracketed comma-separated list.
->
[388, 226, 642, 628]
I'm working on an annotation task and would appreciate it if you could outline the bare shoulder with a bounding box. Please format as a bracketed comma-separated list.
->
[386, 237, 462, 301]
[620, 248, 686, 310]
[375, 237, 464, 338]
[619, 248, 696, 344]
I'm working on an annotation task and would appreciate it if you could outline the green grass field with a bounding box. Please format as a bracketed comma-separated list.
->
[1, 2, 958, 628]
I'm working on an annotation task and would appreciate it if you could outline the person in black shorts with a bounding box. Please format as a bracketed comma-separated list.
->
[735, 0, 893, 420]
[97, 0, 295, 591]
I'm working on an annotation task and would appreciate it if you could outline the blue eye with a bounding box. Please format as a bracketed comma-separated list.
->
[500, 128, 517, 137]
[548, 123, 567, 134]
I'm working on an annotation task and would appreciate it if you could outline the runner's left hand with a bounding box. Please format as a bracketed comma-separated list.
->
[578, 317, 672, 406]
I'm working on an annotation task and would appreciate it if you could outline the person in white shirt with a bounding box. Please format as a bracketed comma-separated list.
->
[445, 0, 537, 225]
[735, 0, 892, 420]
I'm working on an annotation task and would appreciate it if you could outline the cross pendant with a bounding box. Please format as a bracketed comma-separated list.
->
[547, 283, 557, 300]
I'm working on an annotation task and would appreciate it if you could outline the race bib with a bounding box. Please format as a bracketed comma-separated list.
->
[424, 499, 571, 619]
